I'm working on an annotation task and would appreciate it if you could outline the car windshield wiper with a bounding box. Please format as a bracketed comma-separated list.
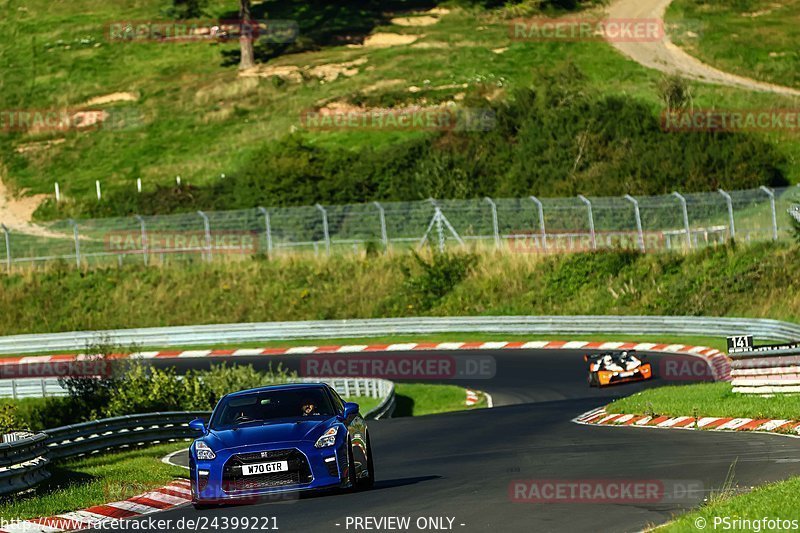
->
[234, 416, 263, 425]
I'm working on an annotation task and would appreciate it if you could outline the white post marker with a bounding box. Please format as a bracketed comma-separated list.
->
[54, 182, 61, 202]
[176, 175, 181, 187]
[137, 178, 142, 193]
[95, 180, 102, 200]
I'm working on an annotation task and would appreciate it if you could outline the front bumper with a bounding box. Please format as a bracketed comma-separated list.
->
[190, 440, 350, 503]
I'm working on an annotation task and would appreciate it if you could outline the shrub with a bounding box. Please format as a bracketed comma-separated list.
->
[401, 251, 478, 311]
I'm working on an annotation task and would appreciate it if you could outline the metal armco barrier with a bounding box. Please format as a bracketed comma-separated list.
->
[0, 377, 394, 495]
[0, 433, 50, 496]
[730, 347, 800, 394]
[1, 316, 799, 356]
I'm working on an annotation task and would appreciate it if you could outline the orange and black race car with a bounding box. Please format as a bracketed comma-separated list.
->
[585, 351, 652, 387]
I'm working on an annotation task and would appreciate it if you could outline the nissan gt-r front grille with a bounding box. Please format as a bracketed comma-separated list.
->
[222, 449, 312, 492]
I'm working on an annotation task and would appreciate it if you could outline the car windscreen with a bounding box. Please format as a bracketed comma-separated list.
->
[210, 387, 336, 430]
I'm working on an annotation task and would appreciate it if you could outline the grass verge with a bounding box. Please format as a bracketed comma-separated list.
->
[667, 0, 800, 90]
[607, 382, 800, 422]
[2, 244, 800, 337]
[661, 477, 800, 532]
[393, 382, 486, 417]
[0, 442, 187, 521]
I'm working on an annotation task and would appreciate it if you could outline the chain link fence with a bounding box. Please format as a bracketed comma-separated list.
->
[1, 186, 798, 269]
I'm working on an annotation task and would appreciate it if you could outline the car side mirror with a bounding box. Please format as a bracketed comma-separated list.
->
[342, 402, 359, 419]
[189, 418, 207, 433]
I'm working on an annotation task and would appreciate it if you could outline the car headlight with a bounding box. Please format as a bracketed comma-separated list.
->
[315, 427, 338, 448]
[195, 441, 216, 460]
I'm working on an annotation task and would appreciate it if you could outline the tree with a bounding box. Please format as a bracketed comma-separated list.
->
[239, 0, 255, 70]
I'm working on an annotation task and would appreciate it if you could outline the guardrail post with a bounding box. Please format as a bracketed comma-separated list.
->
[133, 215, 148, 266]
[197, 211, 212, 262]
[484, 197, 500, 249]
[68, 219, 81, 268]
[1, 224, 10, 272]
[530, 196, 547, 251]
[760, 186, 778, 241]
[373, 201, 388, 251]
[315, 204, 331, 255]
[11, 379, 17, 400]
[718, 189, 736, 240]
[624, 195, 645, 252]
[257, 207, 273, 255]
[577, 195, 596, 250]
[672, 192, 691, 249]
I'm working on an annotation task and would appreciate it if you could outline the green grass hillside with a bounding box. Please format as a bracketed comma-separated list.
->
[667, 0, 800, 90]
[0, 0, 798, 220]
[1, 242, 799, 335]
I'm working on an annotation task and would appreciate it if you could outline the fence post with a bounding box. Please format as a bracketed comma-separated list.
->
[672, 192, 691, 249]
[760, 186, 778, 241]
[718, 189, 736, 240]
[1, 224, 10, 272]
[197, 211, 212, 262]
[134, 215, 148, 266]
[624, 195, 645, 252]
[373, 201, 388, 251]
[577, 195, 596, 250]
[68, 219, 81, 268]
[257, 207, 273, 255]
[484, 197, 501, 249]
[530, 196, 547, 251]
[315, 204, 331, 255]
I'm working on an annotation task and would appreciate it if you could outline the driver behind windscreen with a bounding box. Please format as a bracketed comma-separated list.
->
[301, 398, 320, 416]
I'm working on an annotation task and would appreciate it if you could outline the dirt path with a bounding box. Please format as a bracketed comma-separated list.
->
[0, 178, 58, 237]
[607, 0, 800, 97]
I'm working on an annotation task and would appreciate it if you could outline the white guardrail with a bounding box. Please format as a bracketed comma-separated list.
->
[727, 337, 800, 394]
[0, 377, 394, 496]
[0, 316, 799, 356]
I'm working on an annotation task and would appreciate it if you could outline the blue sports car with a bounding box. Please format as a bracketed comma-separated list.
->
[188, 382, 375, 508]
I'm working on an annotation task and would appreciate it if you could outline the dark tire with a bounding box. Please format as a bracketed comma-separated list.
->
[358, 432, 375, 490]
[347, 438, 358, 490]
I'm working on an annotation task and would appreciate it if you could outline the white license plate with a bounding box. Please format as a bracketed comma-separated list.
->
[619, 371, 635, 377]
[242, 461, 289, 476]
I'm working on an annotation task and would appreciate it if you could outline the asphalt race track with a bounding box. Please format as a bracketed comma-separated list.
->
[107, 350, 800, 533]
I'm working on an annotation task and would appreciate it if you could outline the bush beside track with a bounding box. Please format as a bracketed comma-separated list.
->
[2, 243, 800, 336]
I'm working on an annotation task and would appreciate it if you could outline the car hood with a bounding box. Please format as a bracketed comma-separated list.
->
[206, 419, 332, 450]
